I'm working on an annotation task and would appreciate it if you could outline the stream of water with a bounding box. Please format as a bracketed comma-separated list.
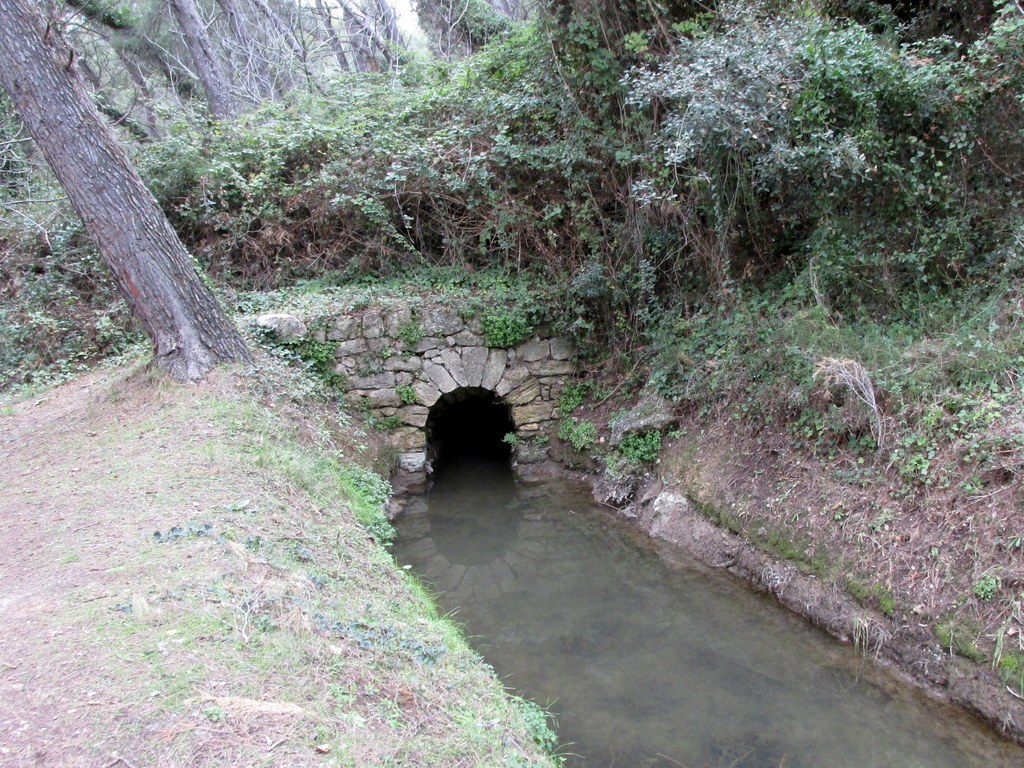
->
[393, 457, 1023, 767]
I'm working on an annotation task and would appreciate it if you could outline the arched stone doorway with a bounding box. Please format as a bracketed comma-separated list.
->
[426, 387, 515, 470]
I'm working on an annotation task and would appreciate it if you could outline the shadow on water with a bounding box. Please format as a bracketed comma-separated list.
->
[394, 457, 1024, 767]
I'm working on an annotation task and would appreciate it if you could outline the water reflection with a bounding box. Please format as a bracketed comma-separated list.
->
[394, 457, 1022, 767]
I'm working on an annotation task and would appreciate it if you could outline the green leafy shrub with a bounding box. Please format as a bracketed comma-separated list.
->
[482, 309, 533, 348]
[972, 573, 1000, 601]
[557, 382, 590, 415]
[618, 430, 662, 465]
[516, 697, 559, 756]
[558, 417, 597, 451]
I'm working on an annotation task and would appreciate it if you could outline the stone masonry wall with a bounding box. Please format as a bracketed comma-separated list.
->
[257, 302, 576, 479]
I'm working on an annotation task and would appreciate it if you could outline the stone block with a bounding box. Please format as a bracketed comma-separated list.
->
[413, 380, 442, 407]
[256, 313, 307, 341]
[646, 491, 695, 544]
[399, 405, 429, 428]
[439, 348, 468, 386]
[609, 393, 677, 446]
[496, 364, 530, 396]
[350, 372, 394, 389]
[513, 401, 554, 426]
[390, 427, 426, 451]
[481, 349, 507, 390]
[453, 330, 485, 346]
[334, 337, 367, 356]
[517, 339, 550, 362]
[398, 451, 427, 473]
[507, 379, 541, 405]
[367, 388, 401, 408]
[363, 310, 385, 339]
[384, 355, 422, 372]
[527, 359, 575, 376]
[550, 337, 575, 360]
[514, 442, 549, 464]
[384, 306, 413, 336]
[327, 315, 360, 340]
[423, 361, 458, 394]
[461, 346, 489, 388]
[423, 306, 464, 336]
[415, 337, 443, 354]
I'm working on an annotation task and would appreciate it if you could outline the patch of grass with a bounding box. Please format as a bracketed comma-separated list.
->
[936, 616, 987, 663]
[6, 360, 555, 765]
[846, 577, 897, 617]
[997, 651, 1024, 698]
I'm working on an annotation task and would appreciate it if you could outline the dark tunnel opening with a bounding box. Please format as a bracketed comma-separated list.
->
[426, 387, 515, 471]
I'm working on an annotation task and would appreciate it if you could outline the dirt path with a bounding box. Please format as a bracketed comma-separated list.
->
[0, 369, 285, 766]
[0, 367, 551, 767]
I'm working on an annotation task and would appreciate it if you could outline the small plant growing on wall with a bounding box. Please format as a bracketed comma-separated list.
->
[396, 384, 417, 405]
[396, 319, 424, 347]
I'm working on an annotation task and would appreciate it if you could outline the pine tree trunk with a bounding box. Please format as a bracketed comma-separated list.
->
[0, 0, 251, 381]
[167, 0, 237, 119]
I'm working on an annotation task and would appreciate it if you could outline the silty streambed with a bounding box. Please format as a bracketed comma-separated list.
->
[393, 457, 1024, 767]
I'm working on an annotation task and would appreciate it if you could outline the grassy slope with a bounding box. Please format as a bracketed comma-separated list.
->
[0, 359, 553, 767]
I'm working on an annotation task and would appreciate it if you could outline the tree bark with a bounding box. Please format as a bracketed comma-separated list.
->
[167, 0, 237, 119]
[0, 0, 251, 381]
[313, 0, 352, 71]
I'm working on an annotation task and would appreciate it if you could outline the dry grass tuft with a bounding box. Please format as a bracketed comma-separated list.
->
[814, 356, 886, 450]
[201, 694, 307, 718]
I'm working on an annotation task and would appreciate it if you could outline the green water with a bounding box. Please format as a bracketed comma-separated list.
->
[393, 458, 1023, 767]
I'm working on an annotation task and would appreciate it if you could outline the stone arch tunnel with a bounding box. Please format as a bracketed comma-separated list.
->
[257, 300, 576, 484]
[426, 387, 516, 467]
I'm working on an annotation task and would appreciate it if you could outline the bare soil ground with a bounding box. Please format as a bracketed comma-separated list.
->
[0, 364, 550, 767]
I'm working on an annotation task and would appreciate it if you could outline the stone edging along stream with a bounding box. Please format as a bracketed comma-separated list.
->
[504, 458, 1024, 748]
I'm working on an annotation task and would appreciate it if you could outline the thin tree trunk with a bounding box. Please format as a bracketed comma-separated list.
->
[167, 0, 237, 119]
[247, 0, 322, 92]
[340, 0, 395, 71]
[216, 0, 281, 100]
[313, 0, 351, 70]
[0, 0, 250, 381]
[114, 47, 163, 139]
